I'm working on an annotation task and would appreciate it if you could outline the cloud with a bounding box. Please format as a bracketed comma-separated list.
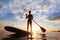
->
[0, 0, 60, 22]
[0, 19, 27, 31]
[47, 12, 60, 22]
[0, 19, 20, 27]
[8, 0, 53, 13]
[0, 3, 6, 17]
[47, 16, 60, 21]
[0, 0, 60, 31]
[0, 2, 12, 18]
[15, 15, 26, 21]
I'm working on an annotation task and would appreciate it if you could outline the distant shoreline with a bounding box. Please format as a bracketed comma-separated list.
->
[51, 31, 60, 32]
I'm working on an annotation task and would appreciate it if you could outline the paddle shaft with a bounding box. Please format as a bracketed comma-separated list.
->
[33, 20, 46, 32]
[33, 20, 41, 27]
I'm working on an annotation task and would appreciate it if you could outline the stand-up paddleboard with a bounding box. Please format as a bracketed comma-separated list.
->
[4, 26, 30, 37]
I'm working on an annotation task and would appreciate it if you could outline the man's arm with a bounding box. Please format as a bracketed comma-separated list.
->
[26, 14, 28, 19]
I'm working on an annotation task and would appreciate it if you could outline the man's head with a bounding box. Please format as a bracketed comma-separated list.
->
[29, 11, 31, 14]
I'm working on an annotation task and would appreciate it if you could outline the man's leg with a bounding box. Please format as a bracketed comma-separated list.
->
[27, 21, 29, 40]
[30, 21, 32, 33]
[30, 21, 32, 39]
[27, 21, 29, 32]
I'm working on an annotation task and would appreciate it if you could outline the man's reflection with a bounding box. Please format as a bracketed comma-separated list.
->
[41, 34, 47, 40]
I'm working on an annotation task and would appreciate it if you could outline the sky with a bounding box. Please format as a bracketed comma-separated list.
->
[0, 0, 60, 31]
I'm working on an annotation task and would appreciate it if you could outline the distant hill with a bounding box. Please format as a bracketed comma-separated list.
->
[51, 31, 60, 32]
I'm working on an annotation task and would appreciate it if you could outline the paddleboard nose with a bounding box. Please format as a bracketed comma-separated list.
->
[4, 26, 31, 37]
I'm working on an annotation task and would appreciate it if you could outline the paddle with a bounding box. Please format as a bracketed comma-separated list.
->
[20, 9, 46, 32]
[33, 20, 46, 32]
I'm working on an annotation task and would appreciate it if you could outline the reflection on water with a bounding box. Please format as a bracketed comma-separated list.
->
[27, 33, 47, 40]
[2, 32, 60, 40]
[2, 33, 47, 40]
[2, 34, 25, 40]
[40, 34, 47, 40]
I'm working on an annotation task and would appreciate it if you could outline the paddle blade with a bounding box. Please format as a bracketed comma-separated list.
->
[40, 27, 46, 32]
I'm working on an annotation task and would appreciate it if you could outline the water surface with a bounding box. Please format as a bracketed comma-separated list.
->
[1, 31, 60, 40]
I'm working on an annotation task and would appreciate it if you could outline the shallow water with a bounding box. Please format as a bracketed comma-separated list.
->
[1, 32, 60, 40]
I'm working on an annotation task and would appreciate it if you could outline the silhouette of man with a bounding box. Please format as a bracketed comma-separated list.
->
[26, 11, 33, 32]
